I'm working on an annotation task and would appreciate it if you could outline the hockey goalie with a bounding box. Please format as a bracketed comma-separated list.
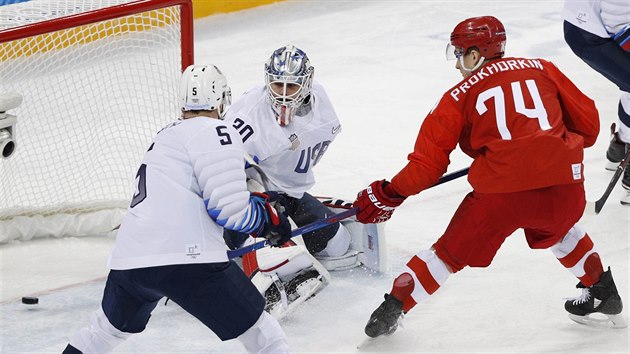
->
[218, 44, 387, 318]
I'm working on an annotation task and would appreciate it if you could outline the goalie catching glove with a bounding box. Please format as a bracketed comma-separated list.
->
[353, 180, 406, 224]
[251, 192, 292, 247]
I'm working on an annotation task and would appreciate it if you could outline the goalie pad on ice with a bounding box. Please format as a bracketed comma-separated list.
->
[316, 197, 388, 273]
[249, 244, 331, 319]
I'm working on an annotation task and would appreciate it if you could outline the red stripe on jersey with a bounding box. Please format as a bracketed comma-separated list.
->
[558, 234, 594, 268]
[407, 256, 440, 295]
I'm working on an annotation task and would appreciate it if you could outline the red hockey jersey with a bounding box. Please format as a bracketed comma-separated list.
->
[390, 57, 599, 196]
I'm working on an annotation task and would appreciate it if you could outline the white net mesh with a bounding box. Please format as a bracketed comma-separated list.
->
[0, 0, 187, 240]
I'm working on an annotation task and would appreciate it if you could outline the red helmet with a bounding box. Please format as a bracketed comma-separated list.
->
[449, 16, 506, 59]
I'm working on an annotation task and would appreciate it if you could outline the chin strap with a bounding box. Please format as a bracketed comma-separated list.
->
[458, 55, 485, 73]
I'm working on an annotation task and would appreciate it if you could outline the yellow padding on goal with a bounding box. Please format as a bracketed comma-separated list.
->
[192, 0, 284, 19]
[1, 8, 174, 62]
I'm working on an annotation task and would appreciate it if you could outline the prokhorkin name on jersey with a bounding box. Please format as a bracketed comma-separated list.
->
[450, 59, 544, 102]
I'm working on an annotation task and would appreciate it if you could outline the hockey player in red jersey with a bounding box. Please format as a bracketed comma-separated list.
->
[353, 16, 626, 337]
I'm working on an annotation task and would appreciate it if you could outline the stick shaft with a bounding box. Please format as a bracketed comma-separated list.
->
[227, 167, 470, 259]
[594, 148, 630, 214]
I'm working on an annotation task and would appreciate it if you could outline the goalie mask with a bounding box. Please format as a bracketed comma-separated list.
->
[264, 45, 314, 126]
[179, 64, 232, 118]
[446, 16, 506, 72]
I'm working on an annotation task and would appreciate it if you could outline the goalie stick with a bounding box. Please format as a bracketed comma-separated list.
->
[227, 167, 470, 259]
[585, 148, 630, 215]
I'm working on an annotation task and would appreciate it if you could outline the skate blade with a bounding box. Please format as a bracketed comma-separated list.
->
[568, 313, 627, 329]
[357, 336, 375, 350]
[604, 161, 619, 171]
[357, 314, 404, 349]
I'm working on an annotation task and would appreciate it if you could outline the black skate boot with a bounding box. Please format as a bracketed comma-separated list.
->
[605, 123, 626, 171]
[564, 267, 626, 328]
[365, 294, 404, 338]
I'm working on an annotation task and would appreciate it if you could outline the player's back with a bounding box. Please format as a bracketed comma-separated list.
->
[109, 117, 245, 269]
[445, 57, 598, 193]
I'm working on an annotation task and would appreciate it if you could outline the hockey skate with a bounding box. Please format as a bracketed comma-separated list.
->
[564, 268, 626, 328]
[605, 123, 626, 171]
[364, 294, 404, 338]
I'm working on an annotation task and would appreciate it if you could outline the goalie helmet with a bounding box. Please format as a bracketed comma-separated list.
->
[179, 64, 232, 118]
[446, 16, 506, 62]
[264, 45, 314, 126]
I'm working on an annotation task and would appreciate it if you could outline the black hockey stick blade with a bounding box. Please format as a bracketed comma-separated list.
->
[587, 148, 630, 215]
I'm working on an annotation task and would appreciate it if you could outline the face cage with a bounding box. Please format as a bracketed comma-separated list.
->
[265, 72, 313, 126]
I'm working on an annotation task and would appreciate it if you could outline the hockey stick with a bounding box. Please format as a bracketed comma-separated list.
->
[585, 148, 630, 215]
[227, 166, 470, 258]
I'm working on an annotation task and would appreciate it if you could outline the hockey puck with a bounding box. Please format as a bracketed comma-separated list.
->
[21, 296, 39, 305]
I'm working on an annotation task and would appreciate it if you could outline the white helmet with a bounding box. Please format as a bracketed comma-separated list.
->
[179, 64, 232, 118]
[264, 45, 314, 126]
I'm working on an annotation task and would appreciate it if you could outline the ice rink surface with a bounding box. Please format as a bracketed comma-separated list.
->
[1, 0, 628, 353]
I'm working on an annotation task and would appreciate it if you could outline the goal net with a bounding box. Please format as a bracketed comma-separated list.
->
[0, 0, 193, 242]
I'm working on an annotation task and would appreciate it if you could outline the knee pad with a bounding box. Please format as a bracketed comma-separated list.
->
[69, 308, 131, 354]
[237, 311, 289, 354]
[249, 245, 331, 319]
[316, 223, 351, 258]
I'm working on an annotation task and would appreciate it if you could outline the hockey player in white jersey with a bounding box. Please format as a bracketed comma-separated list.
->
[62, 65, 292, 354]
[563, 0, 630, 204]
[222, 45, 371, 317]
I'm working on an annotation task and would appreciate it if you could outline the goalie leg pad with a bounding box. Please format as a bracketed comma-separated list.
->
[316, 223, 351, 258]
[316, 196, 388, 273]
[250, 245, 331, 319]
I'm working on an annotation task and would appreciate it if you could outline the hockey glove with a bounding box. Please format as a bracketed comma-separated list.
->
[613, 25, 630, 52]
[354, 180, 406, 224]
[260, 190, 294, 215]
[251, 192, 292, 247]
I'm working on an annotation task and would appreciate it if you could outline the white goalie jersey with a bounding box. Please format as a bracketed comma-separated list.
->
[108, 116, 254, 270]
[224, 81, 342, 198]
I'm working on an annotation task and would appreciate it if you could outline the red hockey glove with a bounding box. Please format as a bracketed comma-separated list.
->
[353, 180, 406, 224]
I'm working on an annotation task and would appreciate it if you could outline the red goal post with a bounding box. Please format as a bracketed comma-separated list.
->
[0, 0, 194, 242]
[0, 0, 194, 71]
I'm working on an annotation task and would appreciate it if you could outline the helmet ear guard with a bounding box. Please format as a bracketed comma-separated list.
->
[179, 65, 232, 118]
[447, 16, 506, 62]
